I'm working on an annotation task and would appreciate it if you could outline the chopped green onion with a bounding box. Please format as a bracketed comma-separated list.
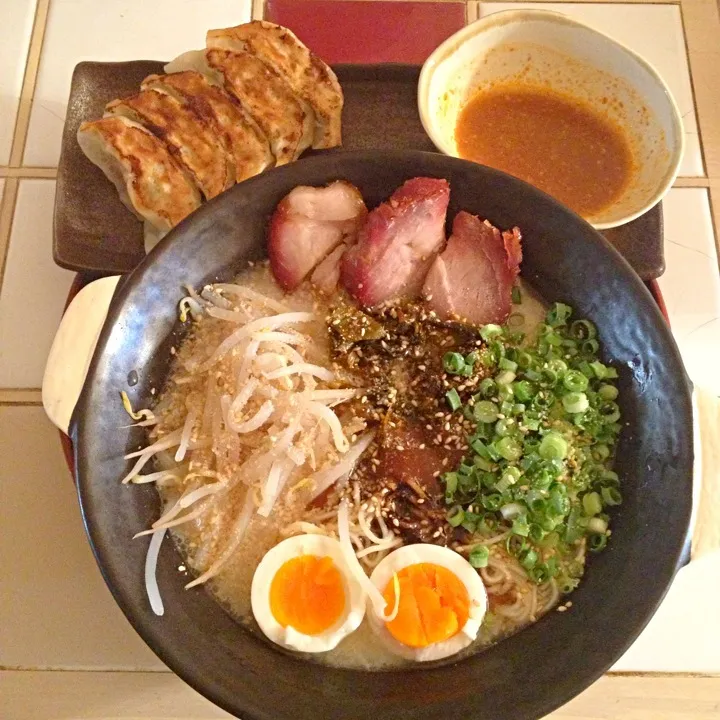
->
[563, 370, 589, 392]
[443, 352, 465, 374]
[512, 286, 522, 304]
[506, 534, 527, 556]
[529, 524, 547, 543]
[494, 418, 513, 438]
[477, 378, 497, 398]
[539, 432, 568, 460]
[601, 486, 623, 506]
[538, 530, 559, 549]
[516, 351, 533, 369]
[546, 302, 572, 327]
[443, 472, 458, 495]
[519, 547, 539, 570]
[470, 438, 491, 459]
[582, 491, 603, 516]
[495, 369, 516, 385]
[598, 400, 621, 424]
[528, 563, 552, 584]
[473, 400, 499, 424]
[512, 380, 534, 403]
[589, 361, 610, 379]
[499, 357, 518, 372]
[549, 485, 570, 515]
[592, 444, 610, 462]
[581, 339, 600, 354]
[565, 507, 586, 543]
[500, 502, 525, 520]
[469, 545, 490, 568]
[482, 493, 504, 511]
[473, 456, 494, 472]
[496, 436, 522, 461]
[461, 512, 480, 533]
[512, 514, 530, 537]
[446, 388, 462, 411]
[563, 391, 589, 414]
[498, 384, 514, 402]
[570, 319, 597, 340]
[598, 384, 619, 401]
[587, 516, 608, 534]
[447, 506, 465, 527]
[600, 470, 620, 486]
[589, 533, 608, 551]
[480, 324, 503, 341]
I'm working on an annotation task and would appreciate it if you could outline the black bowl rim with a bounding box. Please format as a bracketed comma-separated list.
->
[74, 149, 692, 720]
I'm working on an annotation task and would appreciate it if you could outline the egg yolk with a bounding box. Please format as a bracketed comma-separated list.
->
[382, 563, 470, 648]
[269, 555, 346, 635]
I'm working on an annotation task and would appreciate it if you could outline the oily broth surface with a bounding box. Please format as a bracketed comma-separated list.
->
[455, 83, 634, 217]
[156, 269, 550, 670]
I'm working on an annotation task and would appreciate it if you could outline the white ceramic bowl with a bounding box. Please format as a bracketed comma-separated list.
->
[418, 10, 684, 229]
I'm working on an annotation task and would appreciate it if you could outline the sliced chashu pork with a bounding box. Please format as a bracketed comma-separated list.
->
[268, 181, 367, 292]
[77, 116, 201, 232]
[310, 243, 348, 295]
[341, 178, 450, 307]
[105, 89, 233, 199]
[141, 71, 274, 182]
[423, 212, 522, 325]
[165, 48, 313, 166]
[206, 21, 342, 149]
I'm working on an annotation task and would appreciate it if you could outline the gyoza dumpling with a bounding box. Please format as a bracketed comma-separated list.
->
[141, 71, 274, 183]
[105, 88, 234, 199]
[77, 116, 201, 233]
[206, 21, 342, 149]
[165, 48, 313, 166]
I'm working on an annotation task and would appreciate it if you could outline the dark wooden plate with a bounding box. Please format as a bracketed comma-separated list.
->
[55, 62, 664, 278]
[74, 150, 691, 720]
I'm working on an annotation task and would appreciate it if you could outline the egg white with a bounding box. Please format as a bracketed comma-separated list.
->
[251, 534, 366, 653]
[368, 544, 488, 662]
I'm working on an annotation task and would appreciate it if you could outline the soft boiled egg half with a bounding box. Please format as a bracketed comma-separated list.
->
[369, 544, 488, 662]
[251, 534, 366, 652]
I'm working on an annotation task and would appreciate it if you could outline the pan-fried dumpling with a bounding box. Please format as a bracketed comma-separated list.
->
[206, 21, 342, 149]
[165, 48, 313, 166]
[105, 88, 234, 199]
[77, 116, 201, 233]
[141, 71, 274, 183]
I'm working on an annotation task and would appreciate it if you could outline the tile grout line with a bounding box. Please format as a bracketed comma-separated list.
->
[252, 0, 266, 20]
[680, 0, 720, 264]
[0, 0, 51, 304]
[677, 3, 709, 179]
[0, 389, 43, 405]
[0, 179, 20, 298]
[8, 0, 51, 167]
[0, 167, 57, 179]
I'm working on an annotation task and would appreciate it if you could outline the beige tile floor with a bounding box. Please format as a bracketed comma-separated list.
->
[1, 0, 719, 718]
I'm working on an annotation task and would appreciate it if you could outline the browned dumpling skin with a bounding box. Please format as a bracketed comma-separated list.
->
[207, 21, 342, 149]
[141, 71, 274, 183]
[204, 48, 314, 166]
[77, 116, 201, 232]
[105, 89, 234, 199]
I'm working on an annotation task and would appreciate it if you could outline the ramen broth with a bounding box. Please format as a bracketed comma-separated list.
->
[155, 266, 549, 669]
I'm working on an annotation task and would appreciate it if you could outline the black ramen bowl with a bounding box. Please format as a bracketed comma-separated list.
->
[74, 150, 692, 720]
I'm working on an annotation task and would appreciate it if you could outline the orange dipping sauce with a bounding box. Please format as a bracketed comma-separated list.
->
[455, 83, 633, 216]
